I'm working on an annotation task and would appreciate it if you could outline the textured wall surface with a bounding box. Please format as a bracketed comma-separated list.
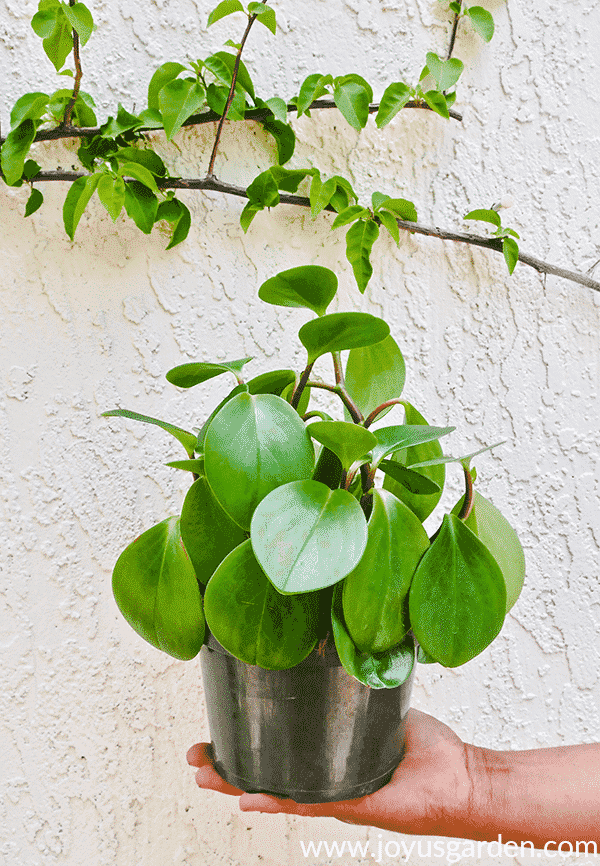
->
[1, 1, 599, 864]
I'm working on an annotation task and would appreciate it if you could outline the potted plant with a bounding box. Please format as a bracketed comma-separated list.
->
[103, 265, 525, 803]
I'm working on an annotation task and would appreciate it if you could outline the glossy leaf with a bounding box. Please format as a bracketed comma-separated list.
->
[97, 174, 125, 221]
[63, 173, 101, 239]
[376, 82, 411, 127]
[382, 402, 446, 522]
[345, 334, 405, 420]
[268, 165, 310, 193]
[38, 5, 72, 71]
[425, 53, 464, 91]
[466, 6, 495, 42]
[195, 383, 248, 449]
[378, 197, 418, 222]
[377, 460, 441, 495]
[343, 489, 429, 652]
[251, 480, 367, 594]
[308, 421, 376, 471]
[345, 218, 380, 292]
[115, 147, 167, 177]
[246, 169, 280, 208]
[452, 491, 525, 612]
[10, 92, 49, 128]
[123, 181, 158, 234]
[422, 89, 449, 119]
[1, 119, 37, 186]
[408, 440, 506, 471]
[295, 73, 333, 116]
[207, 0, 244, 27]
[258, 265, 338, 316]
[204, 393, 315, 530]
[112, 517, 205, 660]
[166, 458, 205, 473]
[248, 2, 276, 33]
[63, 2, 93, 45]
[503, 237, 519, 274]
[147, 62, 186, 112]
[312, 446, 343, 490]
[377, 209, 400, 245]
[332, 583, 415, 688]
[371, 424, 454, 467]
[333, 78, 371, 130]
[409, 514, 506, 667]
[165, 200, 191, 250]
[180, 476, 246, 584]
[260, 117, 295, 164]
[264, 96, 288, 123]
[310, 174, 337, 218]
[212, 51, 255, 99]
[331, 205, 370, 229]
[298, 312, 389, 363]
[24, 187, 44, 217]
[166, 357, 252, 388]
[159, 78, 206, 140]
[102, 408, 198, 456]
[247, 368, 295, 395]
[204, 540, 319, 669]
[464, 208, 501, 228]
[117, 162, 160, 194]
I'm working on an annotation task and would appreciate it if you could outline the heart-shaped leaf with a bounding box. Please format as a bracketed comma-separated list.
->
[166, 357, 252, 388]
[204, 540, 319, 669]
[204, 393, 315, 530]
[299, 312, 389, 363]
[112, 517, 205, 660]
[331, 583, 415, 688]
[409, 514, 506, 667]
[258, 265, 338, 316]
[425, 53, 464, 91]
[345, 334, 406, 420]
[343, 489, 429, 653]
[466, 6, 495, 42]
[250, 480, 368, 594]
[180, 476, 247, 584]
[452, 491, 525, 612]
[307, 421, 376, 471]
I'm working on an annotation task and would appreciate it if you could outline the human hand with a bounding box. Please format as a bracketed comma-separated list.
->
[187, 709, 477, 837]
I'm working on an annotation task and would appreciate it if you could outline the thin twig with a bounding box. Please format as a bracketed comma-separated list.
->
[62, 0, 82, 128]
[206, 2, 266, 177]
[446, 1, 462, 61]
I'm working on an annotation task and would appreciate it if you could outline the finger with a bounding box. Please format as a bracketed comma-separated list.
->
[186, 742, 213, 767]
[239, 793, 352, 820]
[187, 743, 246, 796]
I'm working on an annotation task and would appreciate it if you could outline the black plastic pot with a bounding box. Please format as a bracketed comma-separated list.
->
[200, 633, 414, 803]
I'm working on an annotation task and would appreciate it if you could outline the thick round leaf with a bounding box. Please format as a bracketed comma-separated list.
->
[452, 491, 525, 612]
[247, 368, 295, 395]
[180, 476, 246, 584]
[345, 334, 405, 420]
[343, 490, 429, 653]
[166, 357, 252, 388]
[332, 583, 415, 688]
[409, 514, 506, 667]
[250, 480, 368, 593]
[204, 393, 315, 530]
[112, 517, 205, 660]
[307, 421, 376, 471]
[312, 445, 343, 490]
[382, 402, 446, 522]
[204, 540, 318, 669]
[299, 312, 389, 363]
[258, 265, 338, 316]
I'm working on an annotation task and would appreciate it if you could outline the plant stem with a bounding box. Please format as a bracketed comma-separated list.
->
[457, 466, 474, 520]
[291, 362, 314, 410]
[62, 0, 82, 128]
[364, 398, 406, 428]
[446, 1, 462, 61]
[206, 3, 265, 177]
[305, 380, 363, 423]
[331, 351, 343, 386]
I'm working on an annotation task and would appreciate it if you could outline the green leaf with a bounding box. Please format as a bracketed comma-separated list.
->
[23, 159, 41, 180]
[24, 187, 44, 216]
[268, 165, 310, 193]
[422, 89, 449, 119]
[409, 440, 506, 471]
[97, 173, 125, 221]
[307, 421, 376, 472]
[343, 489, 429, 653]
[62, 173, 101, 239]
[41, 6, 73, 71]
[464, 208, 502, 228]
[123, 181, 158, 234]
[329, 175, 358, 212]
[246, 169, 280, 207]
[165, 200, 191, 250]
[99, 103, 144, 138]
[332, 583, 415, 688]
[309, 175, 336, 218]
[280, 380, 311, 416]
[1, 119, 37, 186]
[240, 201, 262, 232]
[345, 334, 406, 420]
[258, 265, 338, 316]
[101, 408, 198, 456]
[10, 92, 49, 128]
[180, 476, 247, 583]
[311, 445, 343, 490]
[264, 96, 288, 123]
[377, 209, 400, 244]
[211, 51, 255, 99]
[333, 79, 371, 130]
[377, 460, 441, 495]
[425, 53, 464, 91]
[466, 6, 495, 41]
[502, 237, 519, 274]
[166, 357, 252, 388]
[345, 219, 380, 293]
[371, 424, 455, 468]
[299, 311, 389, 363]
[31, 6, 60, 39]
[207, 0, 244, 26]
[112, 517, 204, 660]
[410, 513, 506, 667]
[383, 402, 446, 522]
[247, 369, 296, 395]
[166, 458, 205, 473]
[250, 480, 367, 593]
[295, 73, 333, 116]
[331, 205, 370, 229]
[452, 491, 525, 612]
[195, 383, 248, 449]
[248, 2, 276, 33]
[204, 393, 315, 530]
[63, 2, 93, 45]
[204, 540, 319, 669]
[378, 197, 418, 222]
[375, 82, 411, 128]
[115, 146, 167, 177]
[159, 78, 206, 140]
[260, 117, 295, 164]
[147, 62, 186, 113]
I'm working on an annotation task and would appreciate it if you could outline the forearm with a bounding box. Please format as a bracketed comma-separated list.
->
[454, 741, 600, 849]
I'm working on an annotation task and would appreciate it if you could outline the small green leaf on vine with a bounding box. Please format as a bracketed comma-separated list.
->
[464, 208, 501, 228]
[502, 237, 519, 274]
[376, 82, 412, 128]
[63, 174, 101, 239]
[62, 2, 94, 46]
[346, 219, 380, 293]
[207, 0, 244, 27]
[25, 188, 44, 217]
[466, 6, 495, 42]
[247, 3, 277, 34]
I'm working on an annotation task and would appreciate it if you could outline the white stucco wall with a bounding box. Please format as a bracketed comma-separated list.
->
[1, 1, 599, 864]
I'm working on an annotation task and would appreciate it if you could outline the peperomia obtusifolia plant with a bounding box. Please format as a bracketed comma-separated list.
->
[104, 265, 525, 688]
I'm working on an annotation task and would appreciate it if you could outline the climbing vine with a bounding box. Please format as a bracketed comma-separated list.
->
[1, 0, 599, 294]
